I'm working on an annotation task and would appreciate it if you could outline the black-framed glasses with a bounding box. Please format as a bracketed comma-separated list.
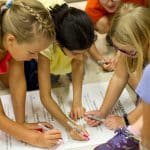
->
[106, 35, 137, 57]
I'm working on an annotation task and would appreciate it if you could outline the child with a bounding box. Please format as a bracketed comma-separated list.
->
[84, 3, 150, 148]
[38, 3, 95, 140]
[85, 0, 148, 72]
[0, 0, 61, 148]
[136, 65, 150, 149]
[85, 0, 147, 33]
[94, 63, 150, 150]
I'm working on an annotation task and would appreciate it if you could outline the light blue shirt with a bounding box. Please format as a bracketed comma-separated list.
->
[136, 64, 150, 104]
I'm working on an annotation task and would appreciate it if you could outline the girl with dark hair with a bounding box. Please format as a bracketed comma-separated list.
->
[38, 3, 95, 141]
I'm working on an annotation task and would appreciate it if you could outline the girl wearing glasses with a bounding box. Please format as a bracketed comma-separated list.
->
[85, 3, 150, 149]
[85, 0, 147, 72]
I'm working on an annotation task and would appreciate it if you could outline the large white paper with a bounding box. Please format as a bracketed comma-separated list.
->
[0, 82, 135, 150]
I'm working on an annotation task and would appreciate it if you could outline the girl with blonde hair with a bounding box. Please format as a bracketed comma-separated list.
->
[85, 3, 150, 149]
[0, 0, 62, 148]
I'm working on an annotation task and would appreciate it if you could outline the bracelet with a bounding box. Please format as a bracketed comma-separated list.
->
[97, 60, 106, 66]
[123, 113, 130, 126]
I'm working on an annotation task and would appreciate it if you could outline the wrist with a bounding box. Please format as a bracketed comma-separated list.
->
[97, 59, 106, 66]
[98, 108, 108, 118]
[66, 120, 75, 131]
[72, 99, 81, 106]
[123, 113, 130, 126]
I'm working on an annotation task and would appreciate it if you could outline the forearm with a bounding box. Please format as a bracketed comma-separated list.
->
[128, 101, 143, 124]
[10, 80, 26, 123]
[100, 74, 128, 117]
[89, 44, 103, 61]
[9, 60, 26, 123]
[142, 103, 150, 148]
[40, 95, 71, 130]
[100, 54, 129, 117]
[72, 58, 84, 105]
[0, 101, 32, 144]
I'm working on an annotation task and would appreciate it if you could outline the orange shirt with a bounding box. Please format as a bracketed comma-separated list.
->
[85, 0, 147, 23]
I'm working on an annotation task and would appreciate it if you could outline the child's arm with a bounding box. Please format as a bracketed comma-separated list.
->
[0, 100, 61, 148]
[88, 44, 103, 62]
[104, 101, 143, 130]
[8, 59, 57, 130]
[85, 54, 129, 126]
[98, 54, 129, 115]
[88, 44, 117, 72]
[70, 55, 85, 120]
[142, 102, 150, 149]
[95, 16, 110, 34]
[38, 54, 88, 141]
[8, 59, 26, 123]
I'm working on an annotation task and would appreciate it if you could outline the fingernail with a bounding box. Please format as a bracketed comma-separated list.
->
[57, 139, 63, 144]
[83, 134, 88, 137]
[84, 136, 90, 141]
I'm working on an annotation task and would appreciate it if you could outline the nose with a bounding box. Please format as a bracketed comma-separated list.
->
[107, 0, 114, 6]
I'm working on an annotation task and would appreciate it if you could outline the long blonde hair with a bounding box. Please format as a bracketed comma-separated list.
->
[109, 3, 150, 79]
[0, 0, 55, 46]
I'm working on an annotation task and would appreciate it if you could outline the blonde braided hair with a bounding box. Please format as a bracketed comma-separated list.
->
[0, 0, 55, 45]
[20, 1, 55, 37]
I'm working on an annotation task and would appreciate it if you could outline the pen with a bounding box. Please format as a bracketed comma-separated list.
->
[67, 121, 89, 140]
[38, 123, 63, 144]
[87, 115, 105, 123]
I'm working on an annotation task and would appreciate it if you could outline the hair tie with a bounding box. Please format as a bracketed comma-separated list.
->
[1, 0, 13, 12]
[5, 0, 13, 8]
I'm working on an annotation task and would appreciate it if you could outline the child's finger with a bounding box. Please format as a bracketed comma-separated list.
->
[46, 134, 62, 140]
[70, 112, 74, 120]
[73, 112, 78, 120]
[87, 119, 100, 126]
[40, 122, 54, 129]
[46, 129, 61, 134]
[77, 108, 85, 119]
[71, 129, 89, 141]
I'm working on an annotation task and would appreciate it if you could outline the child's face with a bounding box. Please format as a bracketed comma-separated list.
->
[4, 35, 51, 61]
[100, 0, 122, 13]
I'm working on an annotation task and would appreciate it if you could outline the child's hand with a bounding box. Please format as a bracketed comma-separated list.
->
[70, 104, 86, 121]
[30, 128, 62, 148]
[69, 124, 89, 141]
[101, 57, 117, 72]
[23, 122, 53, 130]
[104, 115, 125, 130]
[84, 110, 104, 127]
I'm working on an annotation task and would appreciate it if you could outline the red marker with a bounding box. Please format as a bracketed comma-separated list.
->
[67, 121, 90, 141]
[35, 128, 43, 132]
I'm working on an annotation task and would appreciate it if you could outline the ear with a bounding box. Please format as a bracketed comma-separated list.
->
[4, 34, 17, 50]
